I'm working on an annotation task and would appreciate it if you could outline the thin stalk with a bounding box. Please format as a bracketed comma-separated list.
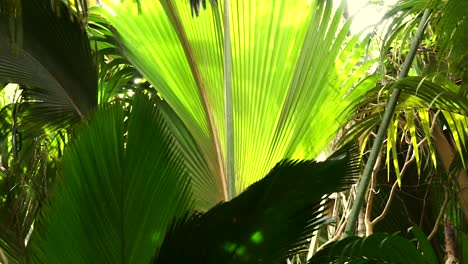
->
[342, 9, 432, 238]
[223, 0, 235, 199]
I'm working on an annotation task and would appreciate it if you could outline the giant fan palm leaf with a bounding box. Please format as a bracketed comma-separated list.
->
[91, 0, 374, 209]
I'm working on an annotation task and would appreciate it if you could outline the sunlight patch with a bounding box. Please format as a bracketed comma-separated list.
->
[250, 231, 264, 244]
[224, 241, 237, 253]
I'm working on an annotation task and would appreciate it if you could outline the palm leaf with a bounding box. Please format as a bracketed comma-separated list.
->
[154, 143, 360, 263]
[432, 0, 468, 71]
[155, 95, 221, 209]
[380, 0, 467, 79]
[344, 75, 468, 173]
[0, 0, 97, 133]
[91, 0, 375, 205]
[86, 12, 141, 103]
[310, 230, 435, 264]
[0, 83, 62, 263]
[30, 93, 193, 263]
[342, 73, 468, 249]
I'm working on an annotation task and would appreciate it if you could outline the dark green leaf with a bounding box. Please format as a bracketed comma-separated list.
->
[310, 232, 429, 264]
[408, 226, 438, 264]
[0, 0, 97, 132]
[154, 144, 360, 263]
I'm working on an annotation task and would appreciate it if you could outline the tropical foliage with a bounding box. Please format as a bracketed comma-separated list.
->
[0, 0, 467, 263]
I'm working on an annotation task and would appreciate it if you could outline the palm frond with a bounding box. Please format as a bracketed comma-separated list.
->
[86, 12, 142, 103]
[0, 137, 57, 264]
[91, 0, 375, 205]
[155, 95, 221, 210]
[432, 0, 468, 72]
[154, 144, 360, 263]
[380, 0, 467, 80]
[379, 0, 435, 68]
[310, 229, 437, 264]
[344, 75, 468, 172]
[442, 112, 468, 167]
[0, 0, 97, 133]
[30, 93, 193, 263]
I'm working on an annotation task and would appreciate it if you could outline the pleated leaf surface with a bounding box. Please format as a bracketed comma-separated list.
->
[31, 94, 193, 263]
[92, 0, 374, 204]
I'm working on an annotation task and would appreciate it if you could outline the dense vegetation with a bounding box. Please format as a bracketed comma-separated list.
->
[0, 0, 467, 263]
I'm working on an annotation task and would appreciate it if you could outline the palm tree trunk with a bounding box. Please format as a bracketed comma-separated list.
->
[433, 125, 468, 221]
[444, 220, 459, 264]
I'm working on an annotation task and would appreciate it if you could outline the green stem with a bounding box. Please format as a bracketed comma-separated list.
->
[342, 9, 432, 238]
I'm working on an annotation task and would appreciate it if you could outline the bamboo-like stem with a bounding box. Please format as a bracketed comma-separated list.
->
[343, 9, 432, 238]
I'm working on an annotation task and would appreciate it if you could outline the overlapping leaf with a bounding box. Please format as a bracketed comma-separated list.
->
[432, 0, 468, 71]
[154, 144, 360, 263]
[310, 230, 435, 264]
[31, 94, 193, 263]
[344, 75, 468, 174]
[0, 0, 97, 133]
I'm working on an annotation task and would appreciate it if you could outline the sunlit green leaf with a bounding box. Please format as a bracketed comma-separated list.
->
[31, 94, 193, 263]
